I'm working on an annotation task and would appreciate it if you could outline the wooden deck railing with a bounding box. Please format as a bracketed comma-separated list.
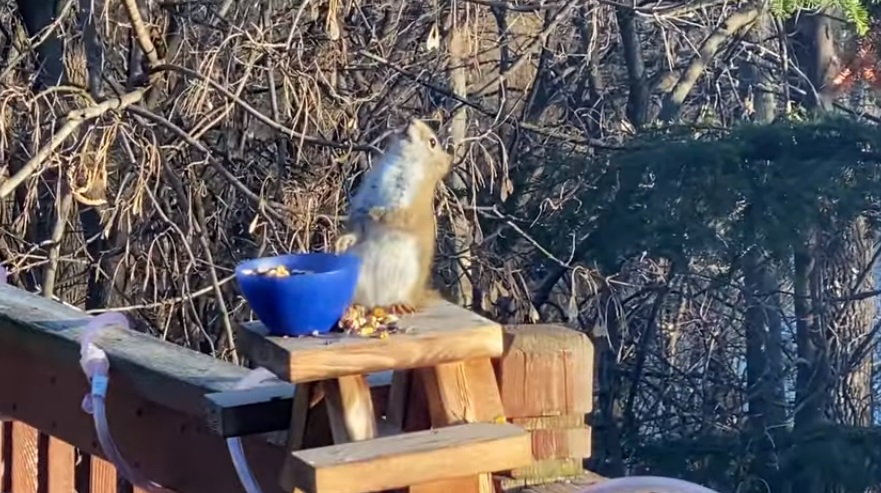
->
[0, 280, 599, 493]
[0, 282, 287, 493]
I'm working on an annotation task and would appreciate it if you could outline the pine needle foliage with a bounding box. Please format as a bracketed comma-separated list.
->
[538, 116, 881, 270]
[770, 0, 876, 34]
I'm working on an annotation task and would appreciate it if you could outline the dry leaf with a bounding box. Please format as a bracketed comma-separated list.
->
[426, 23, 440, 51]
[489, 283, 500, 303]
[528, 305, 540, 323]
[500, 177, 514, 201]
[567, 273, 579, 321]
[567, 292, 578, 322]
[327, 17, 340, 40]
[498, 283, 510, 297]
[617, 118, 636, 136]
[248, 214, 260, 235]
[326, 1, 341, 41]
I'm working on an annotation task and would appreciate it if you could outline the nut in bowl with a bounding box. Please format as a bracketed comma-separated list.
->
[240, 265, 315, 278]
[235, 253, 362, 337]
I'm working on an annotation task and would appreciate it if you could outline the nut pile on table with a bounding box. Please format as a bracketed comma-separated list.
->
[335, 305, 403, 338]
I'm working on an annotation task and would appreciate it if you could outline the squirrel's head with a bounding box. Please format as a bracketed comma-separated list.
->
[402, 119, 453, 179]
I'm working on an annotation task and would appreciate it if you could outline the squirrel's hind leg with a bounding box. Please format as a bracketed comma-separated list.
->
[383, 288, 442, 315]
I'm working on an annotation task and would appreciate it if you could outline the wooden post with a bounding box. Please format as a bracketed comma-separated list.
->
[494, 325, 594, 491]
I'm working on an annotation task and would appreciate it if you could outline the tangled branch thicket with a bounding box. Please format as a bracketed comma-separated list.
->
[0, 0, 656, 349]
[3, 0, 881, 490]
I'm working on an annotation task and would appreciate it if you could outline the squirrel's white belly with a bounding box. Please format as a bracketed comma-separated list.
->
[349, 229, 421, 307]
[350, 156, 425, 215]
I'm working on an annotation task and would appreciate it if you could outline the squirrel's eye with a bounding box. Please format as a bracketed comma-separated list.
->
[429, 138, 437, 148]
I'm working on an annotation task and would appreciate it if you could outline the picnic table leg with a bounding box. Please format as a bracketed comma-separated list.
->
[323, 375, 377, 443]
[283, 378, 378, 492]
[285, 383, 322, 493]
[286, 383, 316, 452]
[386, 370, 411, 430]
[409, 359, 507, 493]
[386, 370, 432, 433]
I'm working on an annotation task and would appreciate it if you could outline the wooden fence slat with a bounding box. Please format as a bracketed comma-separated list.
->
[0, 420, 9, 493]
[11, 421, 39, 493]
[90, 456, 117, 493]
[46, 436, 76, 493]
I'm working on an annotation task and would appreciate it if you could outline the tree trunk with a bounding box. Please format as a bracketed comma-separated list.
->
[588, 283, 626, 477]
[804, 12, 840, 112]
[826, 218, 876, 426]
[739, 12, 777, 123]
[788, 11, 877, 493]
[793, 240, 827, 493]
[14, 0, 66, 89]
[743, 247, 787, 493]
[447, 22, 474, 308]
[616, 6, 649, 127]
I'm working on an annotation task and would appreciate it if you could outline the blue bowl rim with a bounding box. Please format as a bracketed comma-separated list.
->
[234, 252, 362, 280]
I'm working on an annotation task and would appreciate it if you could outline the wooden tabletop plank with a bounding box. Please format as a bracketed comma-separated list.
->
[236, 301, 503, 383]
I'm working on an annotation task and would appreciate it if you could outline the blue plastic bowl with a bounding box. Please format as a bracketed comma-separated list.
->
[235, 253, 362, 336]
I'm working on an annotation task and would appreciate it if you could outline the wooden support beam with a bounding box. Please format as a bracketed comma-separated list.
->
[237, 301, 504, 383]
[281, 423, 532, 493]
[204, 371, 393, 438]
[204, 384, 296, 438]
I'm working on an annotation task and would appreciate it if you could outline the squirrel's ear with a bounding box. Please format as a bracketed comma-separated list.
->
[406, 119, 436, 143]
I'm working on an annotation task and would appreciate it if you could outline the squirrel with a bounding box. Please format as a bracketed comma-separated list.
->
[336, 119, 453, 315]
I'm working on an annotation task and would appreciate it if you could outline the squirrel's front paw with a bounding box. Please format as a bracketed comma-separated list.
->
[335, 233, 359, 253]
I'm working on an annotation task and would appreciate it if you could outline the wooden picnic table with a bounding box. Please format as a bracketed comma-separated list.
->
[236, 300, 534, 493]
